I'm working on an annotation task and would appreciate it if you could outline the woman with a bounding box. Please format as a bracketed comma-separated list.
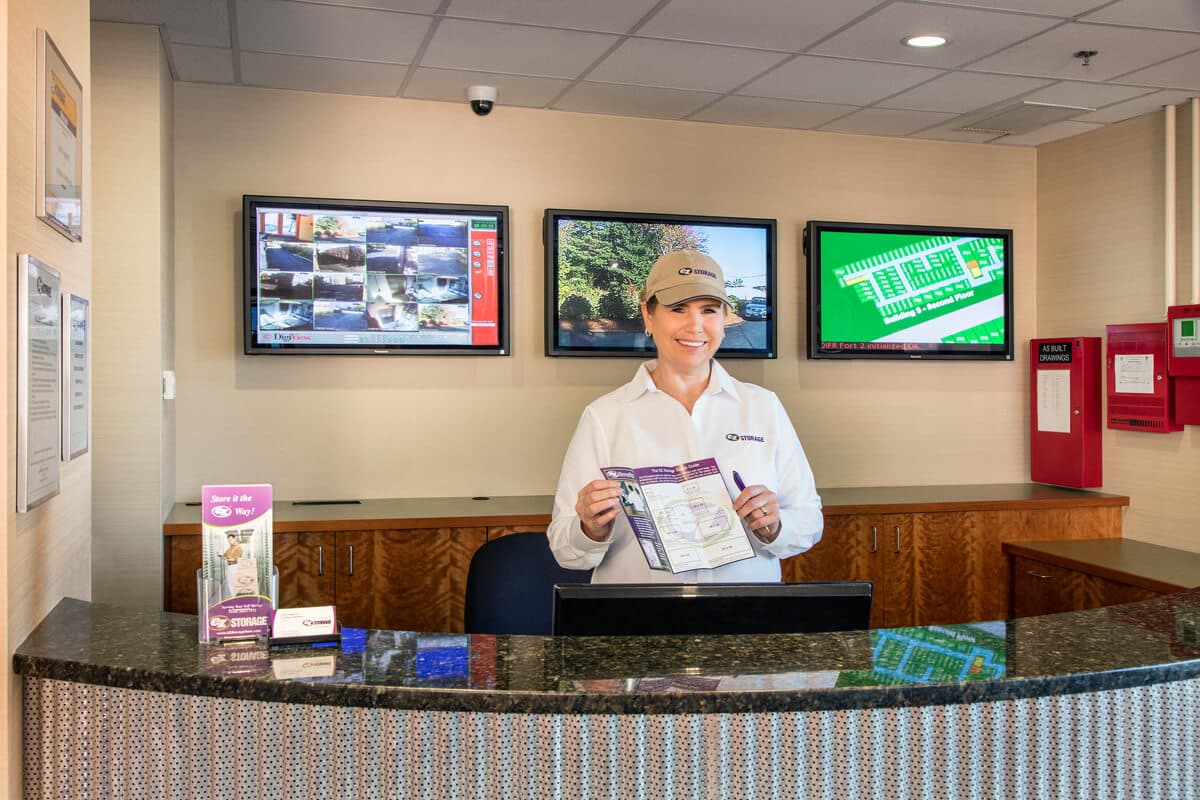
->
[222, 532, 243, 597]
[548, 250, 823, 583]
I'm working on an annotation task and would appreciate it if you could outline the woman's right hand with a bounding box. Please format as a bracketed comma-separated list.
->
[575, 479, 622, 542]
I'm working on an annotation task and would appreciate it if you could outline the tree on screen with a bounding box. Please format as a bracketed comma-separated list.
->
[557, 222, 708, 321]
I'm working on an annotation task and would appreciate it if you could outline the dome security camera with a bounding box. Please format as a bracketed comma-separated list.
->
[468, 85, 497, 116]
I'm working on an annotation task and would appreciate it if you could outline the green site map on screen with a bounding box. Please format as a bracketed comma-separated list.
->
[820, 231, 1006, 346]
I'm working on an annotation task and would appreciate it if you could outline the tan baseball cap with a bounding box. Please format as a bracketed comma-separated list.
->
[642, 250, 731, 307]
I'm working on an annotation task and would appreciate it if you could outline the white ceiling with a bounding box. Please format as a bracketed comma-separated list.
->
[92, 0, 1200, 146]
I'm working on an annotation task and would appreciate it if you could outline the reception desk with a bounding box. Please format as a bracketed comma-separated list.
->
[16, 593, 1199, 798]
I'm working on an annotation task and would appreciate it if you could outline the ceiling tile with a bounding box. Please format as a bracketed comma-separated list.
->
[880, 71, 1052, 113]
[638, 0, 883, 52]
[588, 38, 788, 93]
[1117, 49, 1200, 91]
[1081, 0, 1200, 33]
[820, 107, 958, 136]
[403, 67, 570, 107]
[91, 0, 163, 24]
[444, 0, 660, 33]
[1021, 80, 1152, 109]
[994, 119, 1102, 145]
[740, 56, 943, 106]
[164, 0, 229, 47]
[1071, 90, 1198, 123]
[240, 52, 410, 96]
[422, 18, 618, 78]
[552, 82, 719, 120]
[967, 22, 1200, 81]
[236, 0, 430, 64]
[908, 0, 1105, 14]
[170, 44, 235, 83]
[812, 2, 1059, 69]
[691, 95, 859, 128]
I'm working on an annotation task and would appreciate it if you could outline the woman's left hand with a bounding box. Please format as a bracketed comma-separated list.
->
[733, 484, 781, 543]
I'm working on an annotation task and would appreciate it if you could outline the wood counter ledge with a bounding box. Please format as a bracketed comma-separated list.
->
[1002, 538, 1200, 595]
[163, 484, 1130, 534]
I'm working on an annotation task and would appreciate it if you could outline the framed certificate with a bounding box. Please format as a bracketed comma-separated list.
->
[18, 254, 62, 512]
[36, 29, 83, 242]
[63, 293, 89, 460]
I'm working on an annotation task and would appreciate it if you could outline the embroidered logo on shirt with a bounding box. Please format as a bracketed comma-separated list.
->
[726, 433, 765, 443]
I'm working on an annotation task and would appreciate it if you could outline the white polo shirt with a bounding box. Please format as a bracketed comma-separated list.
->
[548, 360, 823, 584]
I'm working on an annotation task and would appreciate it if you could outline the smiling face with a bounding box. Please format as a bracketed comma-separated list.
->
[642, 297, 726, 373]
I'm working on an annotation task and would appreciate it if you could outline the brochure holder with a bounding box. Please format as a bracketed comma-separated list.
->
[197, 567, 279, 644]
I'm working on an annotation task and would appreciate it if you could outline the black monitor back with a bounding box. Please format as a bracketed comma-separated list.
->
[552, 582, 873, 637]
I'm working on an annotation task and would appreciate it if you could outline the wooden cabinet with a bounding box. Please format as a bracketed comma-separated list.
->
[784, 514, 890, 627]
[783, 504, 1127, 628]
[1004, 539, 1200, 618]
[335, 528, 487, 631]
[1012, 555, 1161, 616]
[165, 487, 1130, 631]
[275, 532, 336, 609]
[167, 527, 491, 632]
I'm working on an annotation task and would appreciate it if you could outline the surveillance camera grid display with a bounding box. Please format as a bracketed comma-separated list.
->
[552, 215, 773, 355]
[253, 206, 500, 348]
[817, 229, 1007, 351]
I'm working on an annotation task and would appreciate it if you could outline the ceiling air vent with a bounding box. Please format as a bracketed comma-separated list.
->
[955, 101, 1095, 136]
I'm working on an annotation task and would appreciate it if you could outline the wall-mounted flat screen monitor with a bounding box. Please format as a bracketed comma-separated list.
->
[244, 195, 509, 355]
[545, 209, 777, 358]
[552, 582, 872, 636]
[805, 221, 1013, 360]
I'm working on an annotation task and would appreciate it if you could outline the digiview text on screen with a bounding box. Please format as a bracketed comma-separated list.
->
[244, 196, 509, 355]
[806, 221, 1013, 361]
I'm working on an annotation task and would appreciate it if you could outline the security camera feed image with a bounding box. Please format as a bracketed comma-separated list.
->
[249, 201, 503, 351]
[549, 212, 775, 356]
[810, 224, 1011, 359]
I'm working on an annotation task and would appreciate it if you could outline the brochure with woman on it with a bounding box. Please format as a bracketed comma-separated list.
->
[202, 484, 274, 642]
[601, 458, 754, 574]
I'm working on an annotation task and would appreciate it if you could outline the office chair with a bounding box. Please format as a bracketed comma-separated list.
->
[463, 531, 592, 635]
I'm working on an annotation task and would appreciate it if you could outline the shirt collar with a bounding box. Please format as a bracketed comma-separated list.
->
[617, 360, 741, 403]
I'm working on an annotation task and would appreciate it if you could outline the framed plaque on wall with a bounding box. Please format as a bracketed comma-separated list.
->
[18, 254, 63, 512]
[36, 29, 84, 242]
[62, 293, 89, 460]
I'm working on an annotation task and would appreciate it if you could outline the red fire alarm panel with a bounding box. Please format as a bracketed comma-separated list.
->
[1166, 304, 1200, 425]
[1106, 322, 1182, 433]
[1030, 337, 1102, 488]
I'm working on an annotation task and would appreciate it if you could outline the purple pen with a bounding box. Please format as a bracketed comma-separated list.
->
[732, 471, 746, 492]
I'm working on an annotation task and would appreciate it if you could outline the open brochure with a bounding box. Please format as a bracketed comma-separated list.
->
[601, 458, 755, 574]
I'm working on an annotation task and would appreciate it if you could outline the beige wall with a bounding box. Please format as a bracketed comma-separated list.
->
[91, 22, 174, 608]
[1038, 106, 1199, 551]
[174, 83, 1035, 502]
[7, 0, 92, 794]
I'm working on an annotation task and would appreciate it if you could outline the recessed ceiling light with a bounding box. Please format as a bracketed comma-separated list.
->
[902, 34, 949, 48]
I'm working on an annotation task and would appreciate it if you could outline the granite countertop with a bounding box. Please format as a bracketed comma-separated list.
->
[14, 595, 1200, 715]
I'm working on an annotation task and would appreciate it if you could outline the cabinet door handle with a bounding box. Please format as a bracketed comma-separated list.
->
[348, 545, 354, 576]
[894, 526, 901, 554]
[317, 546, 324, 576]
[870, 526, 878, 553]
[1025, 570, 1052, 580]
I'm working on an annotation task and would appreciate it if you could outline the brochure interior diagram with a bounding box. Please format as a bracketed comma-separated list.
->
[824, 232, 1007, 346]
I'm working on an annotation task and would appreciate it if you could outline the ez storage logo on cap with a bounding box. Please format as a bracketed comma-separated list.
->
[679, 266, 718, 279]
